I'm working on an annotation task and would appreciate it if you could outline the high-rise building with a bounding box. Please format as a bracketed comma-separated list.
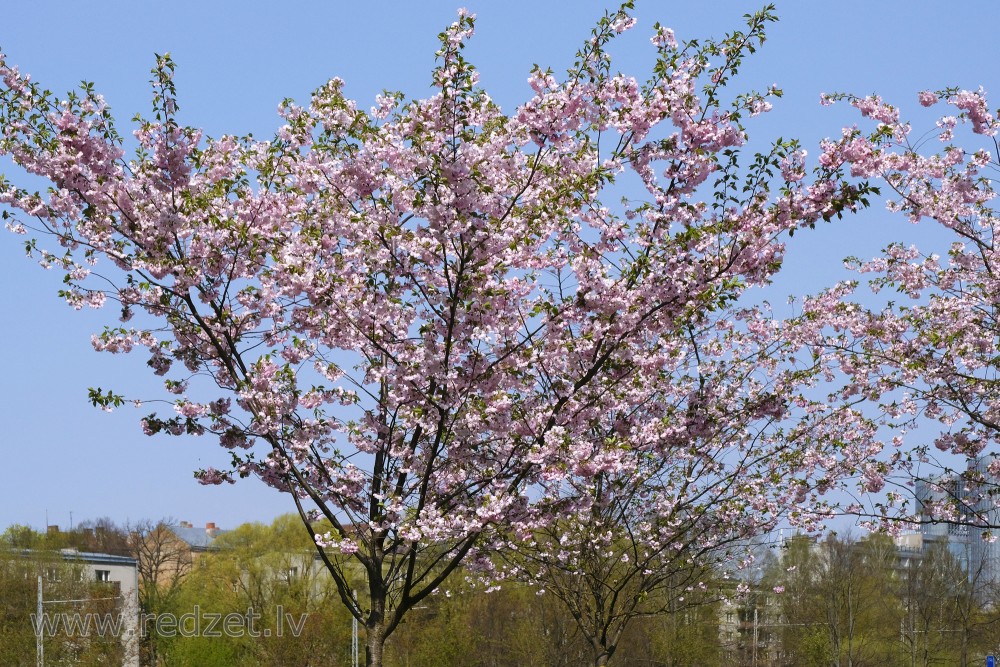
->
[914, 453, 1000, 593]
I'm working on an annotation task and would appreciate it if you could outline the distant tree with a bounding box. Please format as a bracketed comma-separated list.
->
[941, 541, 1000, 667]
[762, 536, 830, 667]
[898, 540, 971, 666]
[73, 516, 130, 555]
[765, 533, 902, 667]
[157, 515, 352, 666]
[128, 518, 192, 601]
[645, 584, 721, 667]
[0, 549, 125, 667]
[1, 523, 41, 550]
[122, 518, 192, 665]
[386, 581, 593, 667]
[0, 553, 39, 666]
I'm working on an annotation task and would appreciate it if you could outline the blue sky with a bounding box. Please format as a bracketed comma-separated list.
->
[0, 1, 997, 532]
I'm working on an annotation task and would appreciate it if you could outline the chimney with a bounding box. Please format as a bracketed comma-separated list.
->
[206, 522, 218, 537]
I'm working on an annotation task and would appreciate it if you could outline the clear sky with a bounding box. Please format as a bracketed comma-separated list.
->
[0, 1, 997, 533]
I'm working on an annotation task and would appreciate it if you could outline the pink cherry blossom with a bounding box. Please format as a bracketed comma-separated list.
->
[805, 88, 1000, 533]
[0, 7, 874, 666]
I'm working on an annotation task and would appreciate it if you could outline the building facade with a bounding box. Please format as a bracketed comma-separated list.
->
[915, 453, 1000, 594]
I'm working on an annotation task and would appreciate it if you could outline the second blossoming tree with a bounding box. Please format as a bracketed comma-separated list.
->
[802, 88, 1000, 530]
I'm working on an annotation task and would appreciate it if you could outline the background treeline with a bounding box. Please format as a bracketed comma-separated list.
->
[0, 541, 125, 667]
[756, 533, 1000, 667]
[4, 518, 1000, 666]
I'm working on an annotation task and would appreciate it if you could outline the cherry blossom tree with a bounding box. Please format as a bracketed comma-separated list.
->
[798, 88, 1000, 530]
[498, 290, 886, 667]
[0, 4, 869, 664]
[479, 12, 885, 666]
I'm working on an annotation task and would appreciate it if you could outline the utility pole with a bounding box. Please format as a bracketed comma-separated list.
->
[36, 576, 43, 667]
[352, 590, 359, 667]
[752, 606, 759, 667]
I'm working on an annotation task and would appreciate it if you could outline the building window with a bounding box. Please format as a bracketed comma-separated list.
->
[95, 569, 111, 582]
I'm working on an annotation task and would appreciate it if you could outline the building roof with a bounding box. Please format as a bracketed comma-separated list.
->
[3, 548, 137, 567]
[61, 549, 137, 567]
[170, 524, 227, 550]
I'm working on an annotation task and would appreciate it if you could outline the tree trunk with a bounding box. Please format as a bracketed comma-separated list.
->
[589, 627, 619, 666]
[365, 621, 385, 667]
